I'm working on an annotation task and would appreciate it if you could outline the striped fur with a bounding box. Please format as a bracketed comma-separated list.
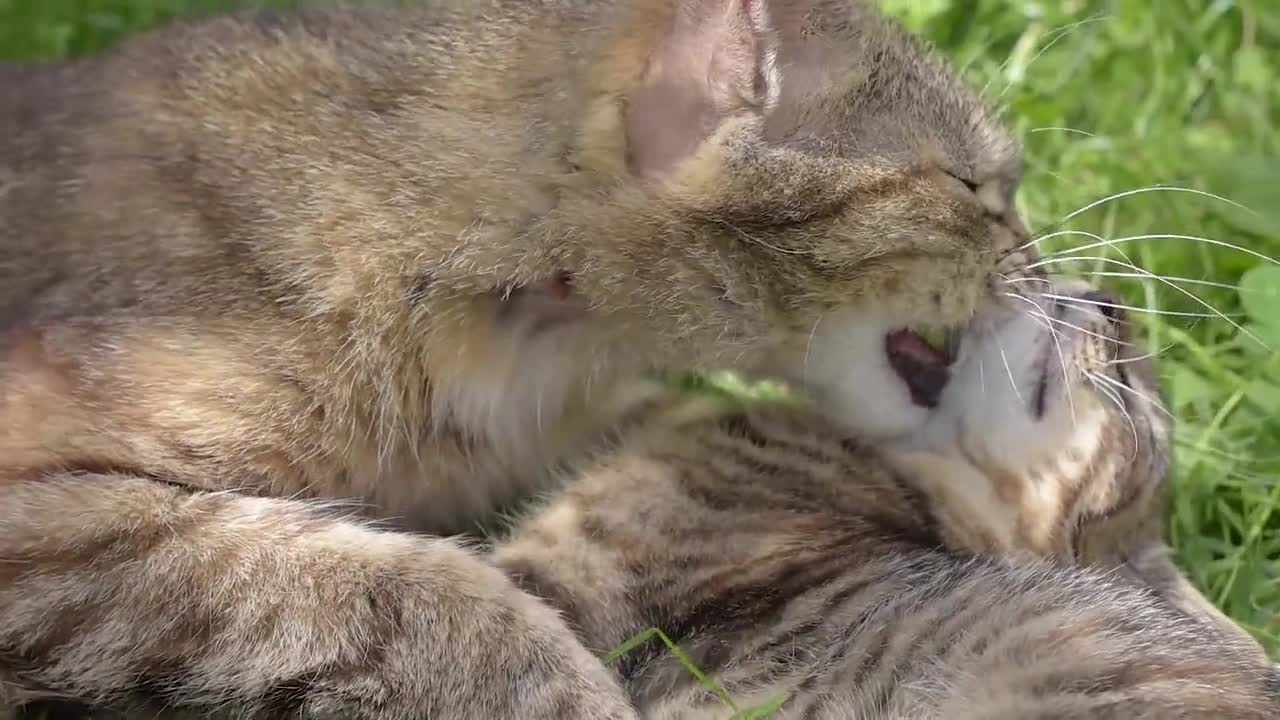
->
[1, 0, 1029, 716]
[494, 282, 1275, 719]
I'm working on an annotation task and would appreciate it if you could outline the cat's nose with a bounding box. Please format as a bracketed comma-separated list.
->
[1081, 290, 1125, 325]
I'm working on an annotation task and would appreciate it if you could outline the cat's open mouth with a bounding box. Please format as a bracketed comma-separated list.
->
[885, 325, 961, 408]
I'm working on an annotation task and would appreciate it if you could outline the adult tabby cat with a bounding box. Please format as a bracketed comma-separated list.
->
[495, 280, 1277, 719]
[6, 0, 1021, 715]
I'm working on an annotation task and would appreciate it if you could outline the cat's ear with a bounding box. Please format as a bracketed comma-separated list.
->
[625, 0, 780, 179]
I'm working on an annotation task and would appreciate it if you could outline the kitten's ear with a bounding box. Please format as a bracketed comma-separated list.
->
[625, 0, 780, 179]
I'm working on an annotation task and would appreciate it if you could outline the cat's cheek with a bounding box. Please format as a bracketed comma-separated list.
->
[785, 307, 931, 442]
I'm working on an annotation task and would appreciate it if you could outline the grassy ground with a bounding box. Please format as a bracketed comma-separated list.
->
[2, 0, 1278, 659]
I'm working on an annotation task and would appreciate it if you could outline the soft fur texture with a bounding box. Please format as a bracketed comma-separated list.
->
[495, 281, 1275, 719]
[0, 0, 1038, 716]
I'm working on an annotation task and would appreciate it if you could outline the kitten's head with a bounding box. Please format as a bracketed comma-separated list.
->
[545, 0, 1026, 403]
[892, 279, 1172, 562]
[895, 281, 1271, 660]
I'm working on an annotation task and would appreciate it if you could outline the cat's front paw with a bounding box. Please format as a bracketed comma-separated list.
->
[319, 548, 638, 720]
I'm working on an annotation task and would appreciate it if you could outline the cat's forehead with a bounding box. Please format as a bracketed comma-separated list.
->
[766, 3, 1020, 184]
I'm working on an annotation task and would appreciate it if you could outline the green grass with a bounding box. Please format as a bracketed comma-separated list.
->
[2, 0, 1278, 658]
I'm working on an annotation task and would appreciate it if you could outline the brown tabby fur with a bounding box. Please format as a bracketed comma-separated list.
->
[1, 0, 1250, 717]
[494, 281, 1276, 718]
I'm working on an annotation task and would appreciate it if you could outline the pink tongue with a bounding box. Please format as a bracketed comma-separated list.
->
[886, 330, 948, 368]
[885, 329, 951, 409]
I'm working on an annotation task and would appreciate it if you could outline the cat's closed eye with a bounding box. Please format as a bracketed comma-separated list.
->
[942, 169, 981, 194]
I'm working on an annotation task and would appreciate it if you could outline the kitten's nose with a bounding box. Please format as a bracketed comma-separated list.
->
[1081, 290, 1125, 324]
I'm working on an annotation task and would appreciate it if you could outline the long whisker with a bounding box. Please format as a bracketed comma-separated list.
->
[1018, 230, 1162, 274]
[1027, 255, 1266, 348]
[997, 14, 1111, 98]
[1090, 368, 1175, 420]
[1001, 293, 1139, 347]
[1040, 233, 1280, 267]
[1002, 273, 1236, 305]
[1004, 292, 1076, 425]
[1037, 290, 1246, 320]
[1018, 186, 1258, 250]
[1069, 271, 1242, 292]
[1105, 347, 1171, 366]
[723, 221, 810, 256]
[1045, 314, 1137, 347]
[802, 311, 827, 384]
[1021, 228, 1108, 250]
[1028, 126, 1098, 137]
[1086, 371, 1140, 458]
[1057, 186, 1257, 226]
[998, 272, 1053, 288]
[994, 330, 1025, 406]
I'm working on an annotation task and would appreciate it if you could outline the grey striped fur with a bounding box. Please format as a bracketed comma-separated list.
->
[495, 283, 1276, 719]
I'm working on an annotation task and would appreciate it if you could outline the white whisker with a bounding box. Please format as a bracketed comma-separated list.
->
[997, 14, 1110, 98]
[1086, 371, 1140, 457]
[1005, 292, 1076, 425]
[1057, 186, 1257, 226]
[1016, 227, 1106, 252]
[1090, 368, 1174, 420]
[1018, 230, 1145, 271]
[994, 331, 1024, 406]
[1028, 126, 1097, 137]
[1026, 255, 1266, 348]
[999, 272, 1053, 288]
[1070, 270, 1241, 292]
[1038, 290, 1246, 320]
[802, 311, 827, 385]
[1105, 347, 1171, 366]
[1001, 293, 1137, 347]
[724, 221, 809, 256]
[1040, 233, 1280, 267]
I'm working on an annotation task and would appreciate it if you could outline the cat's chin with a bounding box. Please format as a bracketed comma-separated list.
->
[778, 307, 936, 443]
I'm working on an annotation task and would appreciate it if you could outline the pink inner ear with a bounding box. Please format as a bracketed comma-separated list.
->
[624, 0, 776, 179]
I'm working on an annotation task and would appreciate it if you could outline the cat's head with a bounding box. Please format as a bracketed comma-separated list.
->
[544, 0, 1026, 401]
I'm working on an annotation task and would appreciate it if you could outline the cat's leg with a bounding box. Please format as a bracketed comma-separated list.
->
[0, 473, 635, 720]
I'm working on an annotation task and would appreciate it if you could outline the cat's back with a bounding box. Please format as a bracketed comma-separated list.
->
[0, 0, 594, 319]
[0, 1, 607, 504]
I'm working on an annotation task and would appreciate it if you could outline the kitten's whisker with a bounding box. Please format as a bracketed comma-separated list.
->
[1087, 371, 1140, 458]
[1027, 255, 1266, 348]
[1005, 292, 1076, 425]
[1105, 347, 1171, 366]
[1090, 368, 1175, 420]
[1043, 313, 1138, 347]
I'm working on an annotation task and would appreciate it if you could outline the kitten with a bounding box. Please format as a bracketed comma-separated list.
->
[4, 0, 1028, 715]
[495, 281, 1276, 718]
